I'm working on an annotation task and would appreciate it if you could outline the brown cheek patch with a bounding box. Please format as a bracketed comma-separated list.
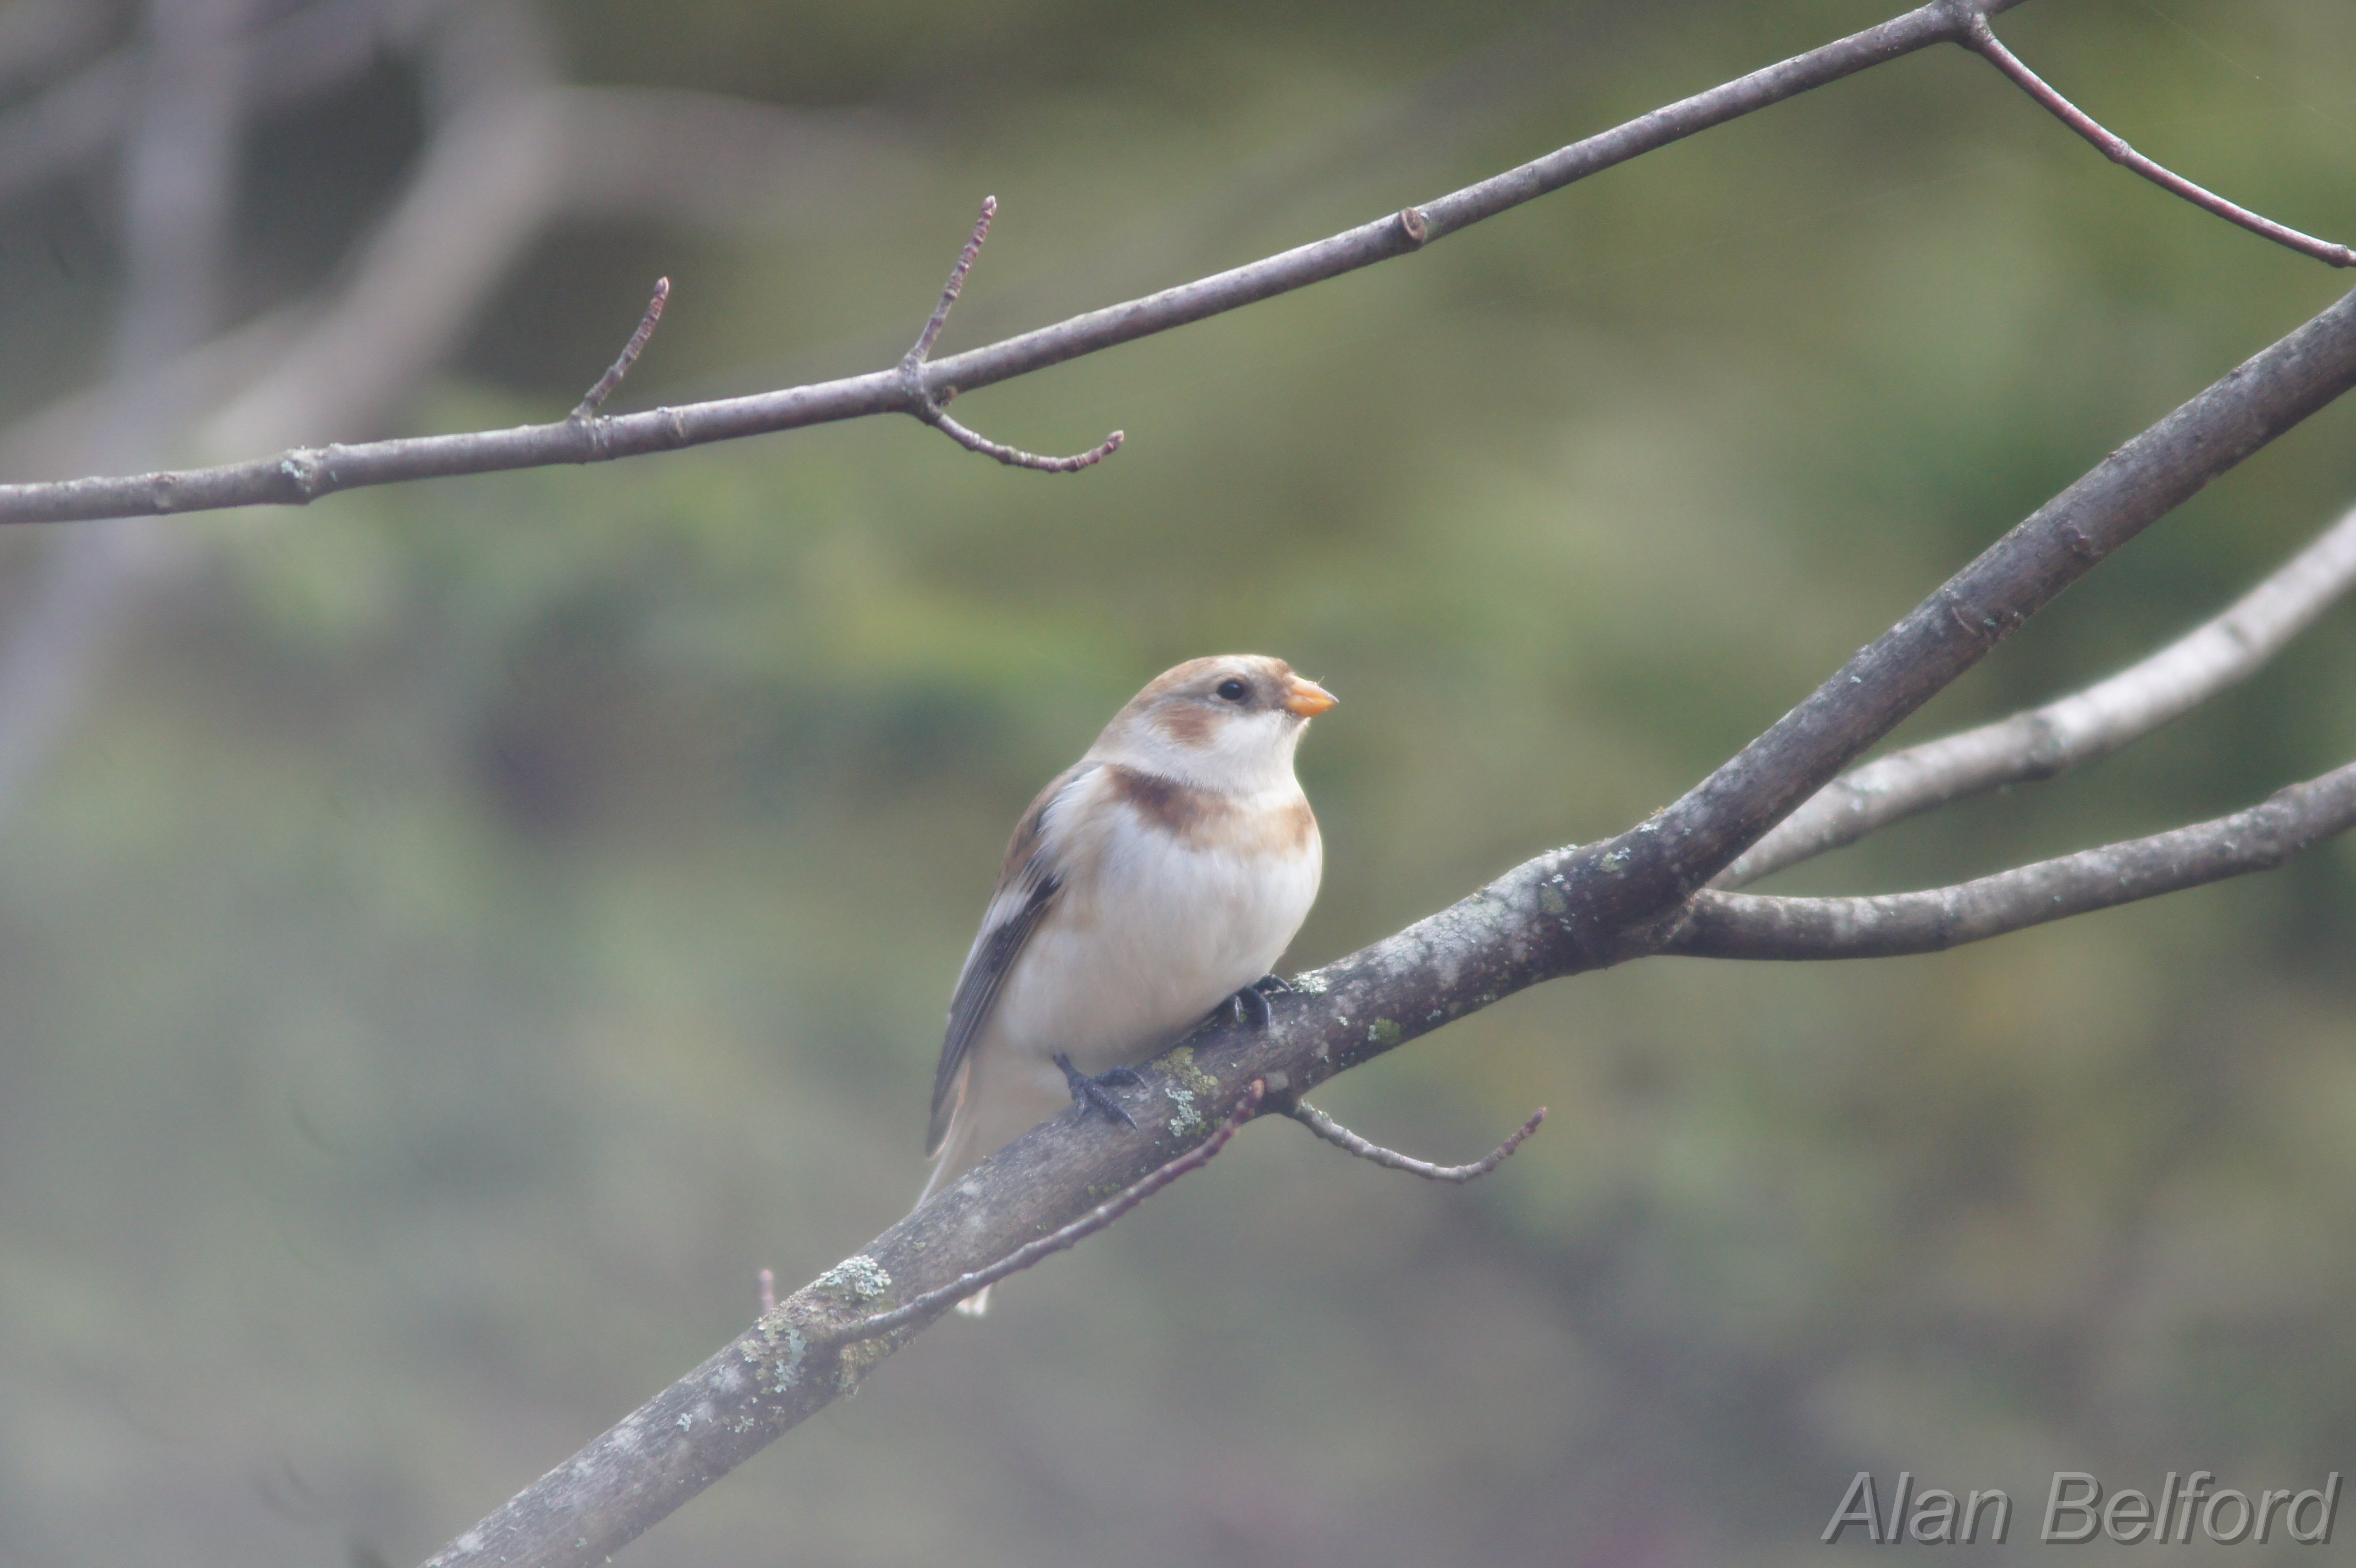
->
[1152, 703, 1217, 749]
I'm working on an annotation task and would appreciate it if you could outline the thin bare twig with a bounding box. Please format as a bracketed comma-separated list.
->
[1720, 501, 2356, 888]
[1963, 13, 2356, 269]
[757, 1268, 775, 1316]
[1286, 1101, 1545, 1183]
[571, 276, 670, 419]
[0, 0, 2043, 526]
[897, 197, 1124, 473]
[818, 1080, 1266, 1345]
[908, 195, 994, 365]
[917, 408, 1126, 472]
[1667, 759, 2356, 960]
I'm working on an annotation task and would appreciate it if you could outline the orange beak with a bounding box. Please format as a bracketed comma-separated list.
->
[1284, 676, 1338, 718]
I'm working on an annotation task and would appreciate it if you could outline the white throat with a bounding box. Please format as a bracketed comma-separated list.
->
[1090, 708, 1305, 797]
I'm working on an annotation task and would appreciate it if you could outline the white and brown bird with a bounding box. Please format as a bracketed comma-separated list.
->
[919, 655, 1336, 1309]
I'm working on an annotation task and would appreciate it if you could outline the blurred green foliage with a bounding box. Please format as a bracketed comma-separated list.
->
[2, 1, 2355, 1564]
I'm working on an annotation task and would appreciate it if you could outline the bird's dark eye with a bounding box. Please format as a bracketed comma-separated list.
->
[1215, 678, 1249, 702]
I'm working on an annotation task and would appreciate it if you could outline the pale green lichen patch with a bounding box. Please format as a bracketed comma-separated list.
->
[1164, 1086, 1203, 1139]
[814, 1255, 894, 1303]
[1159, 1043, 1222, 1101]
[750, 1322, 808, 1396]
[1292, 972, 1330, 995]
[735, 1315, 810, 1399]
[1366, 1018, 1402, 1048]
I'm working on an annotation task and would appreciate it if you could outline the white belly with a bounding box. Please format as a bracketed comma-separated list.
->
[989, 820, 1321, 1076]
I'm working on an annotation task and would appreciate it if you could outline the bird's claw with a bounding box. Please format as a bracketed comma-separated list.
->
[1055, 1052, 1140, 1128]
[1225, 973, 1292, 1029]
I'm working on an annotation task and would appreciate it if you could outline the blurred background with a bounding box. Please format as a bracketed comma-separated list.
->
[0, 0, 2352, 1563]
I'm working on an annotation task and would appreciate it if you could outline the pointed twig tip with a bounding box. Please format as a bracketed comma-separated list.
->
[901, 200, 1131, 472]
[571, 276, 674, 420]
[1966, 18, 2356, 269]
[1287, 1100, 1545, 1182]
[828, 1075, 1264, 1345]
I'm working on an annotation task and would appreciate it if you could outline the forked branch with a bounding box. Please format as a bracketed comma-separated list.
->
[1668, 760, 2356, 959]
[5, 0, 2345, 527]
[899, 196, 1125, 473]
[1721, 503, 2356, 888]
[3, 0, 2043, 526]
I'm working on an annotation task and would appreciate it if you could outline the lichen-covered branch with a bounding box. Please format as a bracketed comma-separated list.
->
[0, 0, 2034, 526]
[1721, 502, 2356, 888]
[1664, 760, 2356, 959]
[418, 240, 2356, 1568]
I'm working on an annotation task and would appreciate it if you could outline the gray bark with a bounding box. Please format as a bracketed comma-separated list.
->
[419, 263, 2356, 1568]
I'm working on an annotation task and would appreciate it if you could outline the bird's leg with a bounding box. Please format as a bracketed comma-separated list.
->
[1223, 972, 1292, 1029]
[1054, 1052, 1140, 1128]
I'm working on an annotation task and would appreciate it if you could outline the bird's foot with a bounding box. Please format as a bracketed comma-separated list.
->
[1055, 1053, 1141, 1128]
[1224, 973, 1293, 1029]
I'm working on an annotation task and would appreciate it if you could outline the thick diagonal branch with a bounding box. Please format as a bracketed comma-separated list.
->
[1721, 502, 2356, 887]
[417, 261, 2356, 1568]
[1664, 761, 2356, 959]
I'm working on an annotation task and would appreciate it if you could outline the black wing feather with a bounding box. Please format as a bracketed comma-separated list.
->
[924, 761, 1095, 1155]
[925, 874, 1057, 1154]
